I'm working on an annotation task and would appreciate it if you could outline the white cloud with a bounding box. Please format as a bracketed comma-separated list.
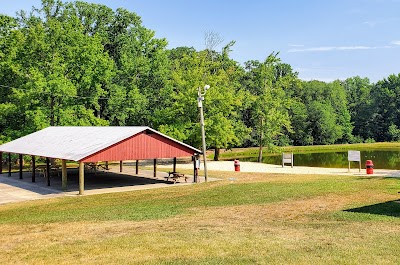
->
[288, 47, 335, 52]
[391, 40, 400, 45]
[363, 17, 400, 28]
[288, 44, 304, 47]
[288, 45, 392, 53]
[337, 46, 375, 50]
[363, 21, 377, 28]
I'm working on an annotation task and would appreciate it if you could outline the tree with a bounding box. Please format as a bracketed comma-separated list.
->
[0, 0, 113, 140]
[157, 44, 250, 160]
[370, 74, 400, 141]
[0, 0, 171, 142]
[65, 1, 170, 126]
[295, 80, 353, 145]
[342, 76, 372, 141]
[243, 53, 293, 162]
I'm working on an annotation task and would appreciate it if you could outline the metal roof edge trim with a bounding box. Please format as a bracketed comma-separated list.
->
[145, 127, 202, 154]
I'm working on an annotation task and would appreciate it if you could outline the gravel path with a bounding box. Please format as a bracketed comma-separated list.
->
[1, 161, 398, 205]
[160, 160, 400, 177]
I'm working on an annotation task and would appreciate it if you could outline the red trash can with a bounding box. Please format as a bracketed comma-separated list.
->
[366, 160, 374, 174]
[234, 159, 240, 172]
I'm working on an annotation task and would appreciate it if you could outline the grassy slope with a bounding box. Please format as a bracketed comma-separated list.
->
[218, 142, 400, 160]
[0, 171, 399, 264]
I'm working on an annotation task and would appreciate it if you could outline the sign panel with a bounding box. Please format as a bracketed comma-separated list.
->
[348, 150, 361, 162]
[282, 152, 293, 168]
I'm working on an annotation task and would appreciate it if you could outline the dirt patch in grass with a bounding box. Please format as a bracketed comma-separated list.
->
[208, 171, 332, 183]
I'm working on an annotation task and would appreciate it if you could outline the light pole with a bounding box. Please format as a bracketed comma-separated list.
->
[198, 84, 210, 182]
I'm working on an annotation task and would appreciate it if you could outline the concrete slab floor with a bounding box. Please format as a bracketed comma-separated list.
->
[0, 165, 202, 205]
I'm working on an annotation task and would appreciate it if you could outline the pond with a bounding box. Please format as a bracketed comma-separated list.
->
[238, 149, 400, 169]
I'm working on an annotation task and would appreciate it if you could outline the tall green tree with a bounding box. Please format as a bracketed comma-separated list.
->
[343, 76, 373, 141]
[370, 74, 400, 141]
[243, 54, 293, 162]
[297, 80, 353, 145]
[0, 0, 171, 143]
[158, 44, 250, 160]
[0, 0, 113, 141]
[65, 0, 170, 126]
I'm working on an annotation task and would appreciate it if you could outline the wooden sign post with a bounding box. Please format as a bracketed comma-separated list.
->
[348, 150, 361, 172]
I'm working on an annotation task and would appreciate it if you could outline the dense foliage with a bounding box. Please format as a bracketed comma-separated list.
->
[1, 0, 399, 159]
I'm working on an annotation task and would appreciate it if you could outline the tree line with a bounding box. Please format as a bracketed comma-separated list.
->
[1, 0, 400, 161]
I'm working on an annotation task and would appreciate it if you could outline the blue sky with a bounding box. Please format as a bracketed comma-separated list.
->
[2, 0, 400, 82]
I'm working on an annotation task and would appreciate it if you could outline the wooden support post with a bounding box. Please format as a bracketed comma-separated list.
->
[46, 157, 50, 186]
[193, 156, 197, 183]
[119, 160, 123, 172]
[0, 152, 2, 174]
[19, 154, 23, 179]
[61, 159, 67, 191]
[31, 156, 36, 183]
[153, 159, 157, 178]
[291, 153, 293, 168]
[135, 160, 139, 175]
[8, 153, 11, 177]
[79, 162, 84, 195]
[173, 157, 177, 173]
[105, 161, 109, 170]
[359, 161, 361, 173]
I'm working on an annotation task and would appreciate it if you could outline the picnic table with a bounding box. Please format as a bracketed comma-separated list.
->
[85, 163, 109, 173]
[165, 171, 188, 183]
[34, 164, 61, 177]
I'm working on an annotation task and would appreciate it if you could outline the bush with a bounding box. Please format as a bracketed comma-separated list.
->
[349, 135, 364, 144]
[276, 134, 293, 146]
[388, 124, 400, 141]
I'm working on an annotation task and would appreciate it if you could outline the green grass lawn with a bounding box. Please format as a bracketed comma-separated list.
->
[0, 171, 399, 264]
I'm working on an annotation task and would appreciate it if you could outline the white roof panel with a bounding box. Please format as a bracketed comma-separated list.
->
[0, 126, 201, 161]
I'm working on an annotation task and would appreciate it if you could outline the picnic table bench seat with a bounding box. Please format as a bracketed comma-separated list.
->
[165, 171, 188, 183]
[85, 163, 109, 173]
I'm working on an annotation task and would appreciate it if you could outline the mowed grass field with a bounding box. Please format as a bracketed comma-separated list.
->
[0, 170, 400, 264]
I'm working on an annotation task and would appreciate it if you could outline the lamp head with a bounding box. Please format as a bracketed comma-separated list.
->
[204, 85, 210, 90]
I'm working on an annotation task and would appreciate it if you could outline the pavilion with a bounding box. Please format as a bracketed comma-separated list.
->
[0, 126, 201, 194]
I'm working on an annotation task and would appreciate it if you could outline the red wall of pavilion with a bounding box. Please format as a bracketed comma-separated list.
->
[81, 132, 196, 162]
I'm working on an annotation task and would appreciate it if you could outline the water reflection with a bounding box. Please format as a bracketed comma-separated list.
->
[239, 150, 400, 169]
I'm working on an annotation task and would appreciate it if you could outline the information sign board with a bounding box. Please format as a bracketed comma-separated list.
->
[348, 150, 361, 172]
[348, 150, 361, 162]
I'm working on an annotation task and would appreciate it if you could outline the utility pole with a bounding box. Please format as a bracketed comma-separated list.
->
[197, 85, 210, 182]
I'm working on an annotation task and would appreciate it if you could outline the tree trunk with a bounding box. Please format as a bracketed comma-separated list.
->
[50, 95, 55, 126]
[258, 118, 264, 163]
[214, 148, 220, 161]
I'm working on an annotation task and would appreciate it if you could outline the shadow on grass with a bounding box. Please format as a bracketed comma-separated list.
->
[344, 200, 400, 218]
